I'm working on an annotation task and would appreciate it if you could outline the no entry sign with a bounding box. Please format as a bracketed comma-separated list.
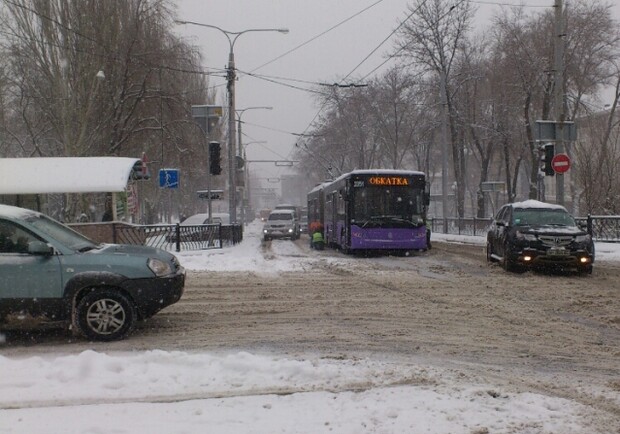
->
[551, 153, 571, 174]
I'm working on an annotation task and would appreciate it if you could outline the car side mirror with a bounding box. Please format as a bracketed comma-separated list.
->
[495, 221, 506, 227]
[28, 240, 54, 255]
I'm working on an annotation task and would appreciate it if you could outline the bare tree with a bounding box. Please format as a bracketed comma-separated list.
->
[369, 67, 428, 170]
[0, 0, 214, 221]
[573, 56, 620, 214]
[490, 7, 553, 202]
[396, 0, 475, 217]
[453, 36, 503, 216]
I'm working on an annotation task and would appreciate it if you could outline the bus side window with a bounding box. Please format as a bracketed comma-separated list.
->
[338, 190, 345, 215]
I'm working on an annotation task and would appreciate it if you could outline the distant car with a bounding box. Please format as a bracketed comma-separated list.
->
[263, 209, 300, 241]
[182, 212, 230, 225]
[273, 204, 301, 238]
[0, 204, 185, 341]
[486, 200, 594, 273]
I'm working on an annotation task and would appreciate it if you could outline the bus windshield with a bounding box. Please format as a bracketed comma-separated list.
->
[352, 187, 425, 227]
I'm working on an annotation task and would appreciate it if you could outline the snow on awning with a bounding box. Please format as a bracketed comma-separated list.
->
[0, 157, 141, 194]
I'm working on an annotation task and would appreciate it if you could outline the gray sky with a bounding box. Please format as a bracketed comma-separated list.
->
[175, 0, 620, 186]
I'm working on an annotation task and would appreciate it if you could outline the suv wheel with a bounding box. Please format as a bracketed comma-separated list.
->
[486, 241, 497, 263]
[501, 248, 521, 273]
[74, 289, 136, 341]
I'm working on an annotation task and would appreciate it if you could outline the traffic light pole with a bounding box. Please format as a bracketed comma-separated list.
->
[206, 143, 213, 223]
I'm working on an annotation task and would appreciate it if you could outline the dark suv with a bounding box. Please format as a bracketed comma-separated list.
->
[486, 200, 594, 273]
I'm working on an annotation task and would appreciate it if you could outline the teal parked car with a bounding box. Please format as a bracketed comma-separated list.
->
[0, 204, 185, 341]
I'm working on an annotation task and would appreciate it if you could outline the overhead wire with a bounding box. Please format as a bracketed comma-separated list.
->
[287, 0, 478, 178]
[287, 0, 432, 169]
[238, 70, 330, 96]
[249, 0, 386, 73]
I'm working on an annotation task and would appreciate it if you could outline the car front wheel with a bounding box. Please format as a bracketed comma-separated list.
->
[74, 289, 136, 341]
[486, 241, 497, 263]
[501, 244, 520, 273]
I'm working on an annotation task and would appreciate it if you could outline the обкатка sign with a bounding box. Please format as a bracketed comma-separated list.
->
[368, 176, 410, 186]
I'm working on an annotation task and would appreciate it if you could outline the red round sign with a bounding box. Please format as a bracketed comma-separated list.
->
[551, 153, 571, 174]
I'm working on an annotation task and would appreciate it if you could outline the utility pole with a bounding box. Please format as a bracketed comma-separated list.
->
[554, 0, 566, 205]
[226, 53, 237, 222]
[440, 70, 449, 229]
[174, 21, 288, 223]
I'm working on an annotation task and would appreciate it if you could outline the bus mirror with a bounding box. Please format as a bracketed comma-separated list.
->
[424, 192, 430, 206]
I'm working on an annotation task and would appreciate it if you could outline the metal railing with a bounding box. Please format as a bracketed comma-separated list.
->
[429, 217, 492, 237]
[69, 220, 245, 252]
[115, 223, 217, 251]
[577, 216, 620, 243]
[431, 215, 620, 243]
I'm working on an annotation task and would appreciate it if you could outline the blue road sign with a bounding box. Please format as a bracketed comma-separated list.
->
[159, 169, 179, 189]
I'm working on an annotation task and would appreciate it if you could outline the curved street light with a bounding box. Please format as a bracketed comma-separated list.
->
[236, 108, 273, 224]
[239, 139, 268, 225]
[236, 106, 273, 157]
[176, 21, 288, 223]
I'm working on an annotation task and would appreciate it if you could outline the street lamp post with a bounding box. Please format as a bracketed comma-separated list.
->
[176, 20, 288, 223]
[236, 106, 272, 224]
[240, 140, 267, 224]
[236, 106, 273, 157]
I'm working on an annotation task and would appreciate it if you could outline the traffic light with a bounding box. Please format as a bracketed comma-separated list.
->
[209, 141, 222, 175]
[540, 143, 555, 176]
[131, 160, 151, 180]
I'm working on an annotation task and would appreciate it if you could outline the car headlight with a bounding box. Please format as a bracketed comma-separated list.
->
[575, 234, 591, 243]
[516, 231, 537, 241]
[148, 258, 172, 276]
[288, 228, 293, 233]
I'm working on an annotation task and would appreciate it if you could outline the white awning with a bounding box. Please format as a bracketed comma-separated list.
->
[0, 157, 141, 194]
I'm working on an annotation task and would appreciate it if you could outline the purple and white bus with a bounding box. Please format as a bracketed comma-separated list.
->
[307, 170, 430, 254]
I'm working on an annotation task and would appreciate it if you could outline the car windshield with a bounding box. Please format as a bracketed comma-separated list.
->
[25, 213, 99, 251]
[512, 208, 576, 227]
[269, 213, 292, 221]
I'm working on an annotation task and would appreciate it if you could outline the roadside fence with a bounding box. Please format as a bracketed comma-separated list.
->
[430, 215, 620, 243]
[70, 222, 244, 252]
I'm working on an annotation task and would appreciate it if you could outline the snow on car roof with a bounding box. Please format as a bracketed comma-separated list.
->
[511, 200, 567, 210]
[0, 204, 41, 220]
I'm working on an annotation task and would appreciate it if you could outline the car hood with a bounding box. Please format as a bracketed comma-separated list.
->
[97, 243, 174, 260]
[516, 225, 585, 235]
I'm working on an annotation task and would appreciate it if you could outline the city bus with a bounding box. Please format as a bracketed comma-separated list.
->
[307, 170, 430, 253]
